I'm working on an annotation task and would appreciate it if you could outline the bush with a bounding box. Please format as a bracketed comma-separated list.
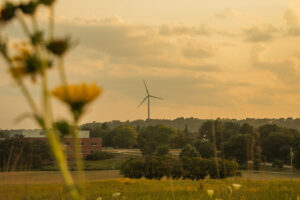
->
[85, 151, 114, 161]
[272, 159, 284, 169]
[120, 156, 238, 180]
[181, 157, 209, 180]
[208, 158, 239, 179]
[155, 145, 170, 157]
[195, 141, 214, 158]
[143, 156, 163, 179]
[179, 144, 198, 159]
[121, 158, 145, 179]
[294, 145, 300, 170]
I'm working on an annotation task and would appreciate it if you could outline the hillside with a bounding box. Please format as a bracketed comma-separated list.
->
[81, 117, 300, 132]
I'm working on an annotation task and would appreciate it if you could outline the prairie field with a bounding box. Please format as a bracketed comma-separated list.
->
[0, 171, 300, 200]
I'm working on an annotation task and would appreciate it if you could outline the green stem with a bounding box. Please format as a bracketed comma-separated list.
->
[16, 11, 31, 37]
[49, 6, 54, 40]
[58, 56, 68, 87]
[41, 68, 82, 200]
[47, 128, 82, 200]
[72, 125, 85, 199]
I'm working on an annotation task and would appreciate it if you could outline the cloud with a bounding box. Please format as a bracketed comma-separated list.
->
[283, 9, 300, 36]
[244, 24, 277, 42]
[250, 44, 300, 85]
[158, 24, 211, 36]
[53, 18, 222, 74]
[216, 8, 241, 20]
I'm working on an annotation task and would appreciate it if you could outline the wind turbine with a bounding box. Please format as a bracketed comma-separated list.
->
[137, 80, 163, 120]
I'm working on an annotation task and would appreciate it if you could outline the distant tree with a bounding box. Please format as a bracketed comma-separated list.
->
[223, 134, 252, 165]
[272, 159, 284, 169]
[0, 136, 53, 171]
[85, 151, 114, 161]
[155, 145, 170, 157]
[258, 124, 280, 142]
[293, 145, 300, 169]
[0, 131, 8, 138]
[199, 120, 241, 150]
[179, 144, 198, 159]
[138, 125, 176, 155]
[184, 124, 189, 133]
[240, 123, 253, 135]
[81, 123, 111, 146]
[262, 132, 293, 162]
[194, 140, 214, 158]
[170, 130, 193, 148]
[112, 125, 138, 148]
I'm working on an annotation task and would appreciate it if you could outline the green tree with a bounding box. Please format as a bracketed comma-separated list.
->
[223, 134, 252, 165]
[194, 140, 214, 158]
[199, 120, 241, 150]
[155, 145, 170, 157]
[170, 129, 193, 148]
[262, 132, 293, 162]
[179, 144, 198, 159]
[293, 145, 300, 169]
[112, 125, 138, 148]
[138, 125, 176, 155]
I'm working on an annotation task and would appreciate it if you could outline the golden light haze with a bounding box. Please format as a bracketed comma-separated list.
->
[1, 0, 300, 128]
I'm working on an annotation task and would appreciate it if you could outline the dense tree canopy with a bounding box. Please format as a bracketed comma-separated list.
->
[112, 125, 138, 148]
[138, 125, 176, 155]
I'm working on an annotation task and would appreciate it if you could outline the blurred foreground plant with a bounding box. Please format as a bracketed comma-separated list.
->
[0, 1, 102, 199]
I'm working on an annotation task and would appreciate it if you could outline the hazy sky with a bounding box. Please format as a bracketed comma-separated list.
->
[2, 0, 300, 128]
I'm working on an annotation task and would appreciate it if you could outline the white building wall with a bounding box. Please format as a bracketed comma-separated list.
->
[10, 130, 90, 138]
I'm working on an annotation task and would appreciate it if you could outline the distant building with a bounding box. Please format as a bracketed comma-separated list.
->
[9, 129, 101, 160]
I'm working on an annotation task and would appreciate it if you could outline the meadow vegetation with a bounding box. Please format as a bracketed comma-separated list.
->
[0, 178, 299, 200]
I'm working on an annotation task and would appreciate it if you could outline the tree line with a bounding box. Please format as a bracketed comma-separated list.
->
[81, 120, 300, 169]
[81, 117, 300, 133]
[0, 135, 53, 171]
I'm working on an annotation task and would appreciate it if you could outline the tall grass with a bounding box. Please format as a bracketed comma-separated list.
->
[0, 178, 299, 200]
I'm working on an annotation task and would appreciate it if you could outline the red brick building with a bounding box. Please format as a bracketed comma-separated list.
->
[13, 130, 102, 160]
[25, 137, 102, 160]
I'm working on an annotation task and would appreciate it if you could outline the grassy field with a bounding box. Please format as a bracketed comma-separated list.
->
[42, 152, 133, 171]
[0, 177, 299, 200]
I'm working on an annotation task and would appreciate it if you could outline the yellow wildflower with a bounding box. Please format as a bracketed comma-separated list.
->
[297, 196, 300, 200]
[9, 66, 26, 79]
[112, 192, 121, 198]
[207, 189, 214, 198]
[52, 83, 102, 120]
[232, 183, 242, 190]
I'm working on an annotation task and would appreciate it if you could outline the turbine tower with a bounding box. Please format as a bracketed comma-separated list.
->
[137, 80, 163, 120]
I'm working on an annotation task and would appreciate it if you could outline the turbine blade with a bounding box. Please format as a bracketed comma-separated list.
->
[149, 95, 164, 100]
[137, 96, 148, 108]
[143, 80, 149, 95]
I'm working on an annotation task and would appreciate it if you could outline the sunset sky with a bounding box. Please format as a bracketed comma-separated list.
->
[2, 0, 300, 129]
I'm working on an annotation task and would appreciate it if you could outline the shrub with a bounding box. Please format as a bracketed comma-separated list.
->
[272, 159, 284, 169]
[208, 158, 238, 179]
[144, 156, 165, 180]
[294, 145, 300, 169]
[120, 158, 145, 179]
[85, 151, 114, 161]
[179, 144, 198, 159]
[182, 157, 209, 180]
[195, 141, 214, 158]
[121, 156, 238, 180]
[155, 145, 170, 157]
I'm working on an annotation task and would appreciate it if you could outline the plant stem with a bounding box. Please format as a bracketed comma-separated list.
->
[49, 6, 54, 40]
[58, 56, 68, 87]
[72, 124, 85, 199]
[16, 12, 31, 37]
